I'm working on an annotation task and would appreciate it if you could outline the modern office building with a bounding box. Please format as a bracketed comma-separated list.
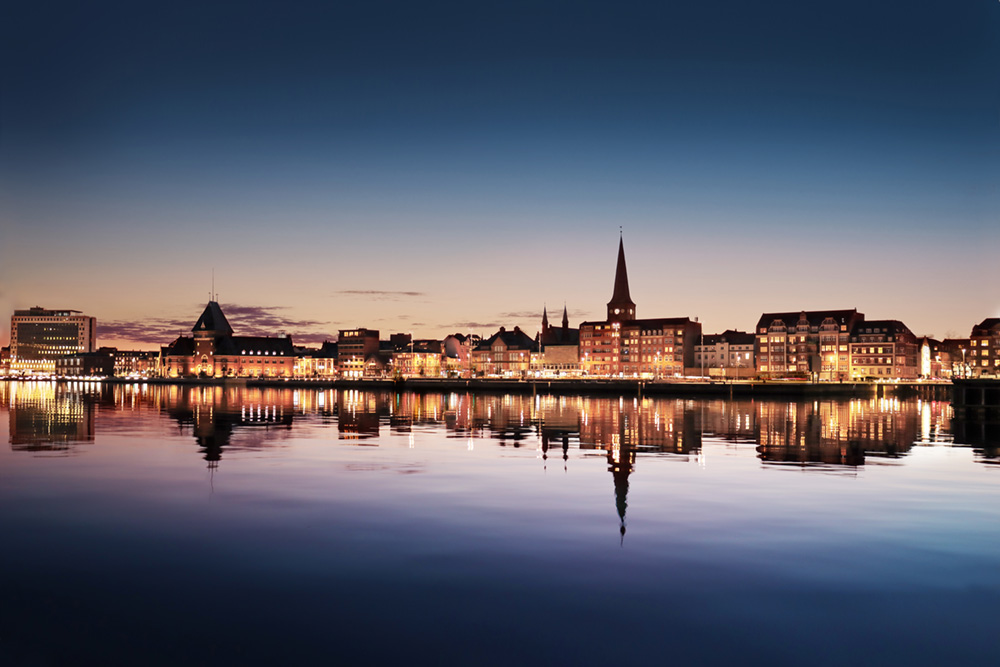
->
[9, 307, 97, 374]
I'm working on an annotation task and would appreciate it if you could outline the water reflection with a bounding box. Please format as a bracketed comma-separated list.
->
[1, 383, 990, 471]
[4, 381, 98, 453]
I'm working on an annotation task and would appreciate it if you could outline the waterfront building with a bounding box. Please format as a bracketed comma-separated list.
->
[941, 338, 973, 378]
[0, 346, 9, 375]
[443, 334, 479, 377]
[848, 320, 919, 380]
[694, 330, 756, 378]
[537, 306, 580, 376]
[161, 301, 295, 378]
[472, 327, 537, 377]
[918, 338, 951, 379]
[54, 348, 115, 377]
[9, 307, 97, 374]
[337, 328, 380, 379]
[112, 349, 159, 377]
[579, 237, 700, 378]
[968, 318, 1000, 378]
[294, 341, 339, 378]
[755, 309, 864, 380]
[393, 339, 443, 377]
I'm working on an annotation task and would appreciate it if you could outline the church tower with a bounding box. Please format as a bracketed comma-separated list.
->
[606, 236, 636, 322]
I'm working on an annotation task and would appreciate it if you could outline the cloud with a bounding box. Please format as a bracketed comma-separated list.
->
[499, 308, 591, 321]
[98, 304, 336, 348]
[334, 290, 425, 301]
[444, 321, 499, 331]
[499, 310, 543, 320]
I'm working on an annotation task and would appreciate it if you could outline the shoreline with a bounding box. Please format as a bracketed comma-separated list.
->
[4, 375, 957, 399]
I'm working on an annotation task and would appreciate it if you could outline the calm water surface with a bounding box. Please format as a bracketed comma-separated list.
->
[1, 381, 998, 666]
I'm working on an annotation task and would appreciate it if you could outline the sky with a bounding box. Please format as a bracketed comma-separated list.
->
[1, 0, 998, 348]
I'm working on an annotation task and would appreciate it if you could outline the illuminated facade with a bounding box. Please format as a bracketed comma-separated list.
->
[393, 339, 443, 377]
[848, 320, 919, 380]
[694, 330, 756, 376]
[537, 306, 580, 375]
[162, 302, 295, 378]
[9, 307, 96, 374]
[579, 238, 700, 377]
[472, 327, 537, 377]
[756, 309, 863, 380]
[337, 328, 380, 378]
[968, 318, 1000, 378]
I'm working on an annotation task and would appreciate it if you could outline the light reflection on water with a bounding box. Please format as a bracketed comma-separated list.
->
[0, 381, 998, 666]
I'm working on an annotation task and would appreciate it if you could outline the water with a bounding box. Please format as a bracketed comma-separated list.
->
[1, 381, 997, 666]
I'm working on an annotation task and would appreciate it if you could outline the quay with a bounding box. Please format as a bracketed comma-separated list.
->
[75, 376, 954, 400]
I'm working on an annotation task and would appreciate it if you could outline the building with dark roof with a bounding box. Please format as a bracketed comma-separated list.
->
[538, 306, 580, 375]
[472, 327, 537, 377]
[848, 319, 919, 380]
[579, 236, 700, 377]
[162, 302, 295, 377]
[393, 339, 443, 377]
[968, 317, 1000, 378]
[755, 309, 864, 380]
[694, 330, 756, 376]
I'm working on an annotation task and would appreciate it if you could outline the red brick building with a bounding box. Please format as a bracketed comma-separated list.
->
[579, 237, 699, 378]
[162, 302, 295, 378]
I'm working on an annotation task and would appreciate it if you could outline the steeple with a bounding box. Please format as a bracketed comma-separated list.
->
[542, 305, 549, 334]
[561, 304, 569, 331]
[607, 235, 636, 321]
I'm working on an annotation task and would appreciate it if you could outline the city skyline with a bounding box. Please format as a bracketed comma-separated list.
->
[2, 1, 998, 349]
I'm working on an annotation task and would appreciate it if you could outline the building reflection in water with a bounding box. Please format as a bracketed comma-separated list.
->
[2, 382, 982, 543]
[951, 406, 1000, 466]
[3, 381, 97, 453]
[157, 385, 294, 468]
[2, 382, 973, 478]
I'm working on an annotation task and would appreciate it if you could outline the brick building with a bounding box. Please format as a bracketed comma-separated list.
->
[848, 320, 919, 380]
[162, 302, 295, 378]
[756, 309, 864, 380]
[579, 237, 699, 378]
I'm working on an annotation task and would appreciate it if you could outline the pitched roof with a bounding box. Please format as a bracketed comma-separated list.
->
[474, 327, 538, 352]
[217, 336, 295, 356]
[192, 301, 234, 336]
[607, 236, 635, 310]
[703, 330, 755, 346]
[756, 309, 862, 331]
[972, 318, 1000, 335]
[850, 319, 913, 339]
[163, 336, 195, 356]
[579, 317, 696, 328]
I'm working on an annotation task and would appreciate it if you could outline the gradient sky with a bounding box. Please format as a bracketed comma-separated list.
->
[2, 0, 998, 348]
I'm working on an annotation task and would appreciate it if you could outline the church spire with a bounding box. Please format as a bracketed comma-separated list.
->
[561, 304, 569, 331]
[607, 235, 636, 321]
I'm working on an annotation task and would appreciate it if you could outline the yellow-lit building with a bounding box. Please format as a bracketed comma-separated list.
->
[162, 302, 295, 378]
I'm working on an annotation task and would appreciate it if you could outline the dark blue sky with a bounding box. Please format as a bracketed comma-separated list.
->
[2, 0, 998, 345]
